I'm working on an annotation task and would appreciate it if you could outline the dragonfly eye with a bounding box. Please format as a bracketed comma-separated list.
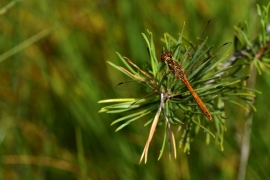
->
[166, 51, 173, 58]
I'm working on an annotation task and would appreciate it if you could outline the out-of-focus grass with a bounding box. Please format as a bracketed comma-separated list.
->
[0, 0, 269, 179]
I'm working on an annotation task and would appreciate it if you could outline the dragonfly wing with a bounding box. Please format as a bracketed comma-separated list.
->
[190, 19, 216, 54]
[197, 19, 216, 43]
[184, 42, 231, 82]
[115, 80, 158, 108]
[115, 80, 143, 91]
[210, 42, 232, 61]
[181, 19, 217, 70]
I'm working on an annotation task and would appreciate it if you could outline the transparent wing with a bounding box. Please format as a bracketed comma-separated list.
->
[115, 80, 143, 91]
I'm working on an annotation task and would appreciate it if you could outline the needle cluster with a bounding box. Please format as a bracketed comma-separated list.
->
[98, 17, 261, 163]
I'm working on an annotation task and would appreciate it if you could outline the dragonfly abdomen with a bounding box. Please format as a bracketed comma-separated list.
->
[181, 77, 213, 121]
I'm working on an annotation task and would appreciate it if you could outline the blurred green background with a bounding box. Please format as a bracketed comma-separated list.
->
[0, 0, 269, 179]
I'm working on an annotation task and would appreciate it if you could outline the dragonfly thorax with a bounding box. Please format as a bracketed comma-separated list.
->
[161, 51, 186, 79]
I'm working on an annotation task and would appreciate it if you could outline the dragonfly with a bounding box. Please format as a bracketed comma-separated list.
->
[161, 19, 231, 121]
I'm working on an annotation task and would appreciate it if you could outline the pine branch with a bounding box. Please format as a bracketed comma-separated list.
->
[98, 17, 260, 163]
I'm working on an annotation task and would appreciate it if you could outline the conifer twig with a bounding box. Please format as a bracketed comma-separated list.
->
[237, 64, 256, 180]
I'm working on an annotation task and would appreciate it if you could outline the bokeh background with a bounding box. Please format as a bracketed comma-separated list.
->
[0, 0, 269, 179]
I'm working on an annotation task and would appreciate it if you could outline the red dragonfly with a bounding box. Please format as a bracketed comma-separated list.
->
[161, 19, 231, 121]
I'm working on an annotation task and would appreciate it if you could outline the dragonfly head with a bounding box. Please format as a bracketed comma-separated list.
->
[161, 51, 173, 63]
